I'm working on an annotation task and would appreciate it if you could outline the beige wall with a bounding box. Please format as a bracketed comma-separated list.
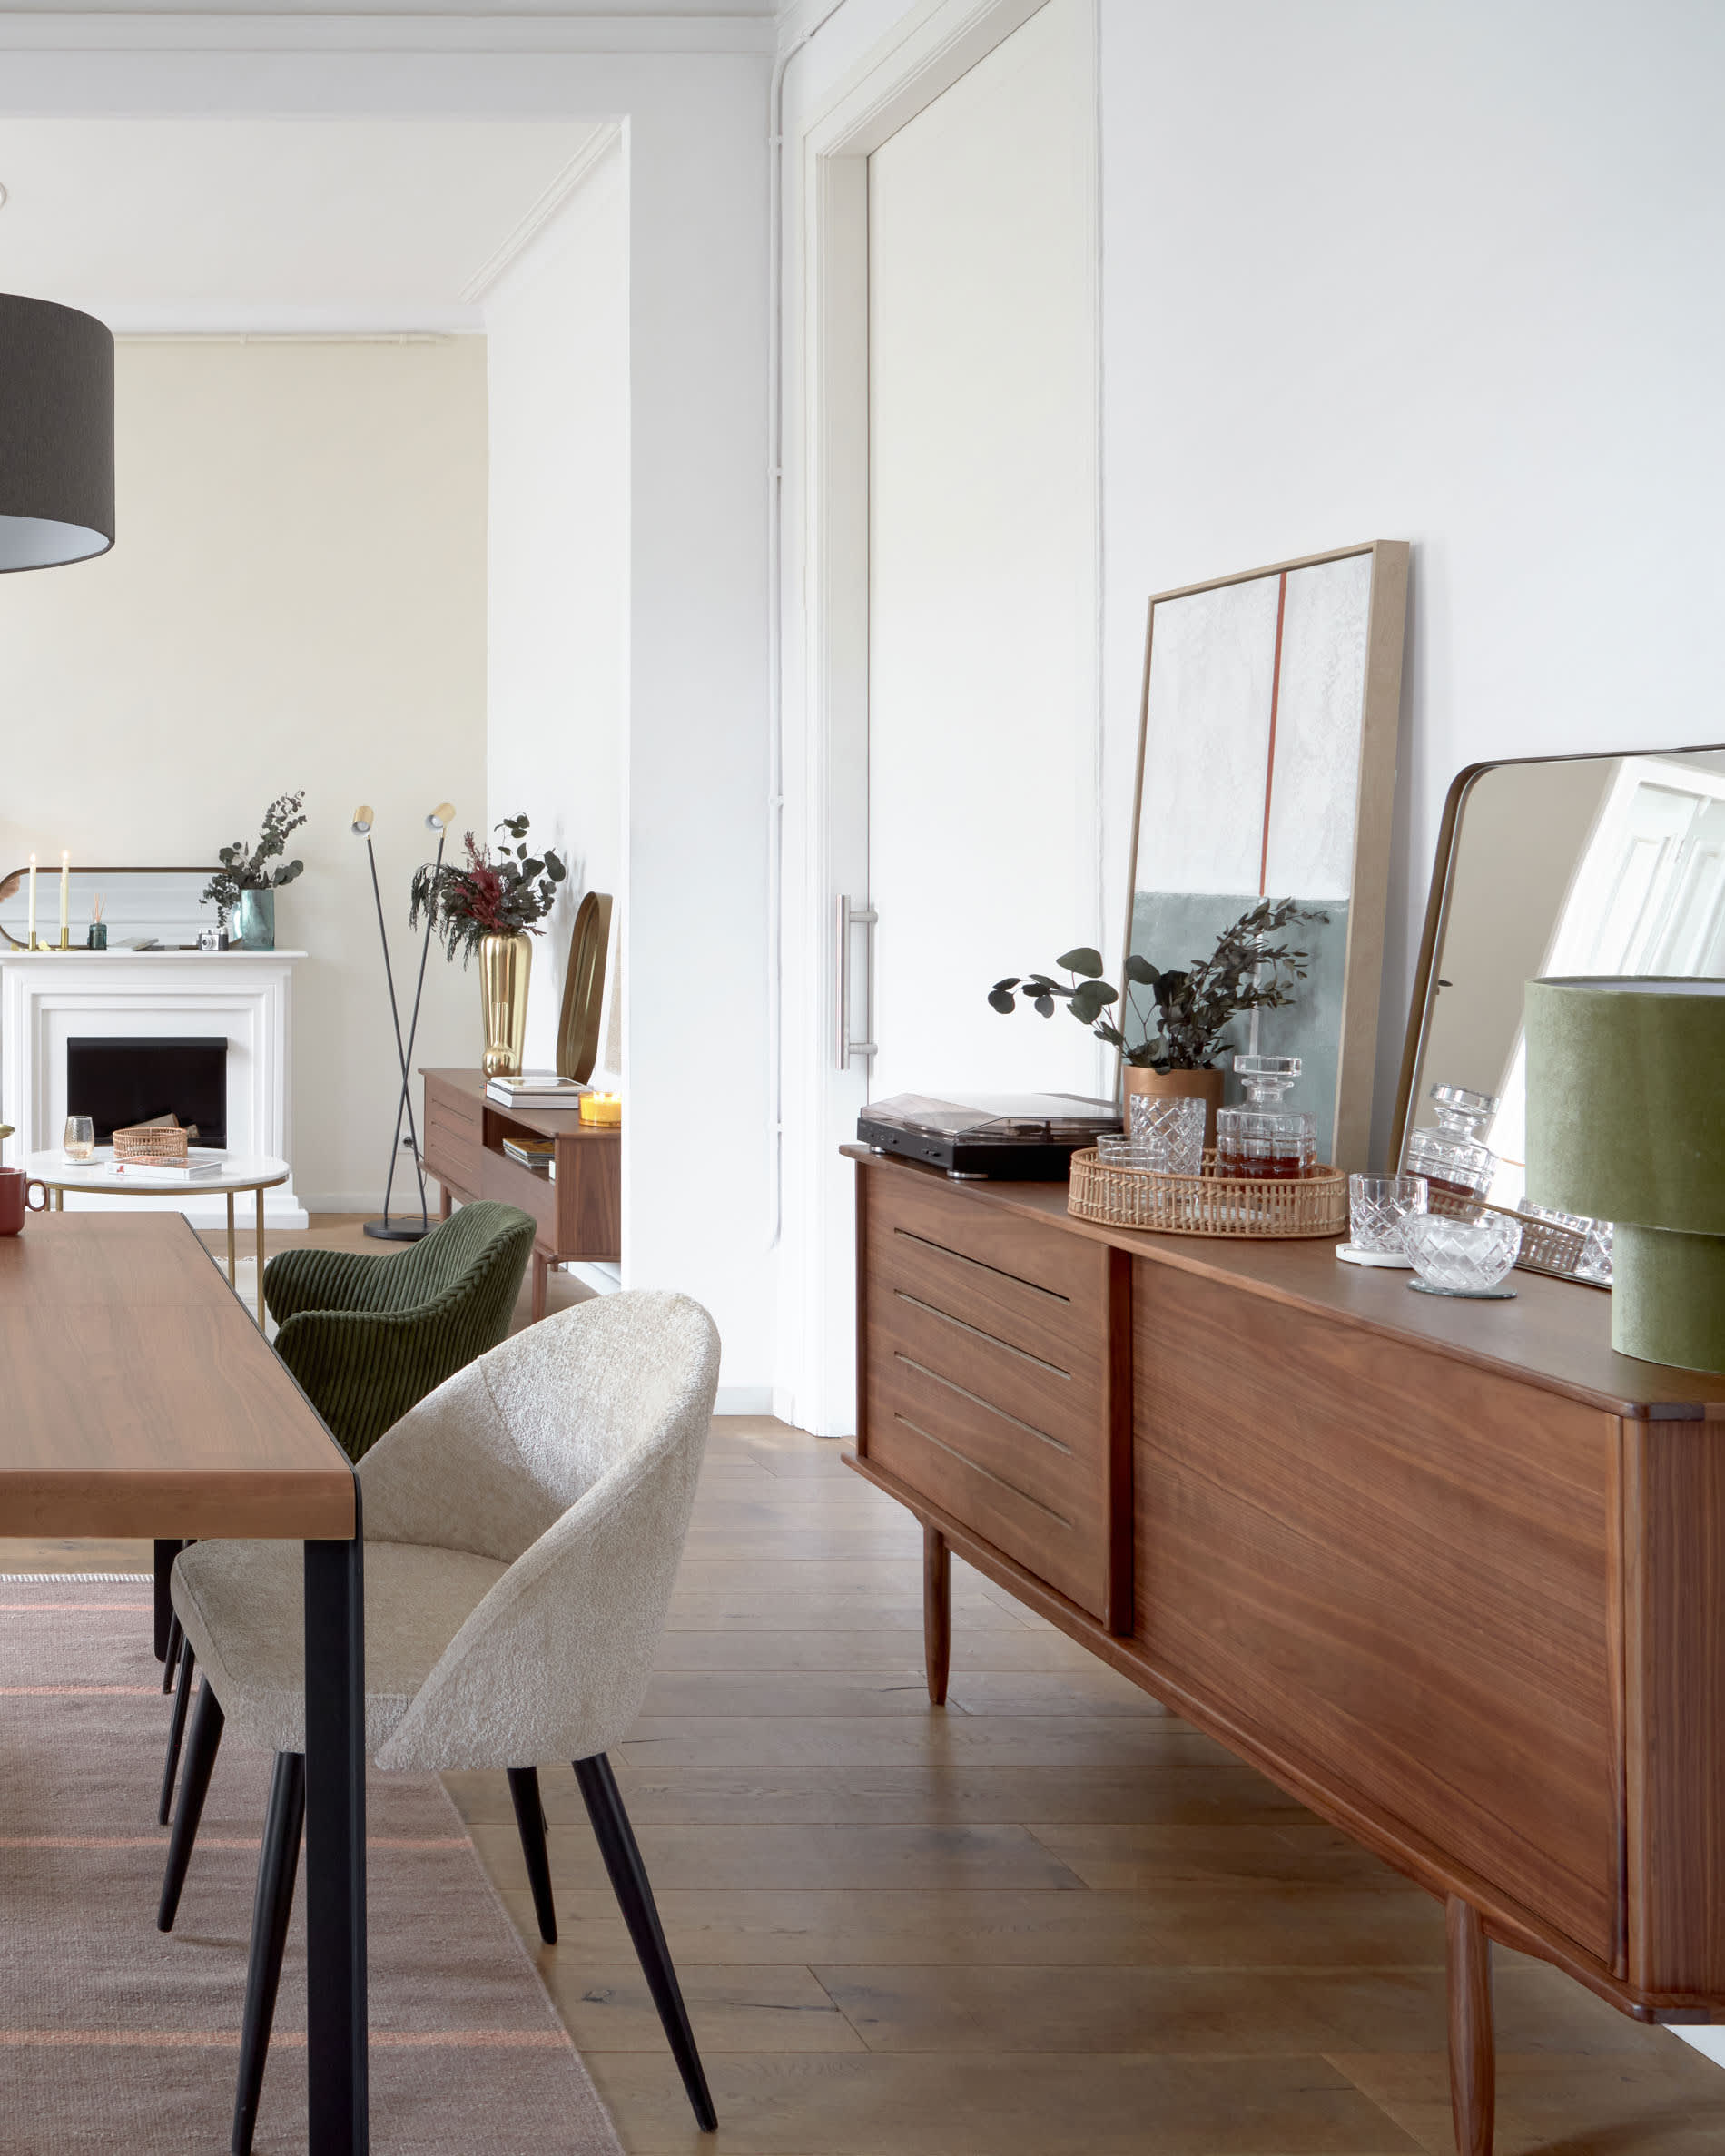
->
[0, 335, 489, 1207]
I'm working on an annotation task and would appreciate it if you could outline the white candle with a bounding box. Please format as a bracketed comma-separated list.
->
[59, 852, 69, 950]
[26, 854, 36, 950]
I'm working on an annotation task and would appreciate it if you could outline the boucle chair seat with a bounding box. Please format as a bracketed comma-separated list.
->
[171, 1539, 508, 1758]
[157, 1289, 723, 2151]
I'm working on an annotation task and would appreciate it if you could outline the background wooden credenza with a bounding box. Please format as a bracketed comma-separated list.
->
[422, 1069, 619, 1317]
[846, 1145, 1725, 2156]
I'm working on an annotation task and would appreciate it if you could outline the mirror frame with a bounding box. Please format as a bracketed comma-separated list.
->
[556, 890, 613, 1084]
[1389, 740, 1725, 1167]
[0, 864, 222, 951]
[1119, 539, 1409, 1168]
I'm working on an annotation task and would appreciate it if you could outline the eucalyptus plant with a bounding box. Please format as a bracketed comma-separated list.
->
[201, 792, 307, 916]
[989, 898, 1329, 1070]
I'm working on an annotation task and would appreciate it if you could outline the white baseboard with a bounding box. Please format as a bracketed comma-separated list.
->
[715, 1385, 774, 1415]
[300, 1194, 388, 1216]
[564, 1261, 621, 1296]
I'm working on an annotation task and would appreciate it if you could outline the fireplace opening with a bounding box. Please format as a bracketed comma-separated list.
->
[66, 1037, 228, 1148]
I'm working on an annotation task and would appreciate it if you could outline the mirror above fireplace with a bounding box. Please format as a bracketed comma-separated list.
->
[0, 865, 220, 951]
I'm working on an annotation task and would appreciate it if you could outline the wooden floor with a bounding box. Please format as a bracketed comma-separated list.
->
[6, 1223, 1725, 2152]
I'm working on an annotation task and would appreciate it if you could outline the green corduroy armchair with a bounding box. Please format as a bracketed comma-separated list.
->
[264, 1200, 537, 1461]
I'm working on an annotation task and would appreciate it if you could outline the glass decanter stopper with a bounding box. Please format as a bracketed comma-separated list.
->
[1405, 1083, 1499, 1205]
[1215, 1055, 1316, 1180]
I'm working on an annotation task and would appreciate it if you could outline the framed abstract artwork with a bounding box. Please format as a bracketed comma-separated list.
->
[1121, 540, 1408, 1168]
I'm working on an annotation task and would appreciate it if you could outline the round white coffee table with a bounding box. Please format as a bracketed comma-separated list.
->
[23, 1147, 290, 1327]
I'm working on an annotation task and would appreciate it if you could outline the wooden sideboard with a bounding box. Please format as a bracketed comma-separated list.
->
[845, 1145, 1725, 2156]
[421, 1069, 620, 1318]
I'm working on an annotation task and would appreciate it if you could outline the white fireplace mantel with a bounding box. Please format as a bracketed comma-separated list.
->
[0, 950, 308, 1226]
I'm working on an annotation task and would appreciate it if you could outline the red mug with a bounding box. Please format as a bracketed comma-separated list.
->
[0, 1167, 50, 1236]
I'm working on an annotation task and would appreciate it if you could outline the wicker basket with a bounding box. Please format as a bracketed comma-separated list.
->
[1426, 1186, 1597, 1285]
[1068, 1147, 1348, 1238]
[112, 1117, 191, 1166]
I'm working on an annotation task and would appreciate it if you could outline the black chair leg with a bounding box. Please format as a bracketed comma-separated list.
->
[232, 1750, 305, 2156]
[157, 1637, 197, 1826]
[573, 1753, 715, 2131]
[162, 1612, 183, 1694]
[153, 1541, 182, 1663]
[508, 1767, 557, 1944]
[158, 1680, 224, 1932]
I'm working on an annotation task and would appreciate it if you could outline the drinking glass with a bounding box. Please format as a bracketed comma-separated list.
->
[1119, 1093, 1206, 1175]
[63, 1115, 95, 1163]
[1348, 1173, 1428, 1253]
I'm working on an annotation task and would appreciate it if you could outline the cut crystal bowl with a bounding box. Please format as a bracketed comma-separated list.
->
[1400, 1209, 1523, 1293]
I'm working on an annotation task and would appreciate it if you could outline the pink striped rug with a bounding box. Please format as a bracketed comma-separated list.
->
[0, 1579, 624, 2154]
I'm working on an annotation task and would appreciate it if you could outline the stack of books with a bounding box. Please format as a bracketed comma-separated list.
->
[484, 1073, 586, 1110]
[500, 1135, 556, 1176]
[104, 1151, 222, 1181]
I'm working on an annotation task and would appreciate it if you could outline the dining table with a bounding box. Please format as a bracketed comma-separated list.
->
[0, 1207, 368, 2152]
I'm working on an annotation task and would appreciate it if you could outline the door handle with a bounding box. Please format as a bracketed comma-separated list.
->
[835, 894, 878, 1070]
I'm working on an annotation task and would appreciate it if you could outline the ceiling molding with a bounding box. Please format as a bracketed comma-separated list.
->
[85, 299, 485, 333]
[0, 12, 778, 56]
[459, 120, 619, 304]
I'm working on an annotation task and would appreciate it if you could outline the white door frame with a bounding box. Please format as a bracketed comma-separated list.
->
[776, 0, 1099, 1434]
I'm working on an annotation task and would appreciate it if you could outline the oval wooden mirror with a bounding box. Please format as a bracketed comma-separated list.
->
[557, 891, 613, 1083]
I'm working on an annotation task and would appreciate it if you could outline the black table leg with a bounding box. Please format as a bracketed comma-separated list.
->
[153, 1540, 182, 1663]
[304, 1506, 367, 2156]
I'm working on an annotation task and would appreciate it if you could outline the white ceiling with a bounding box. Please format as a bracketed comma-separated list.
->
[0, 117, 616, 332]
[0, 1, 776, 11]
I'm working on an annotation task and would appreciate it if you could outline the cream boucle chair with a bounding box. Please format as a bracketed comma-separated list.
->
[157, 1289, 721, 2151]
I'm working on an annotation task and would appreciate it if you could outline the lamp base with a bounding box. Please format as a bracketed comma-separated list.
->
[363, 1217, 431, 1243]
[1611, 1223, 1725, 1374]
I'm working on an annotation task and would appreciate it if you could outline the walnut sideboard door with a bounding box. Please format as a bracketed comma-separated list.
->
[854, 1165, 1131, 1628]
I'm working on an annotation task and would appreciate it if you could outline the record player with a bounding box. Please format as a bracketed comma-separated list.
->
[857, 1091, 1122, 1180]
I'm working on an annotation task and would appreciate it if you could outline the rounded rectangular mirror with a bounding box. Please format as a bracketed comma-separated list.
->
[0, 866, 222, 951]
[1395, 744, 1725, 1254]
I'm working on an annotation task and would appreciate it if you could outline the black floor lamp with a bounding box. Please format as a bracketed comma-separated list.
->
[353, 804, 454, 1242]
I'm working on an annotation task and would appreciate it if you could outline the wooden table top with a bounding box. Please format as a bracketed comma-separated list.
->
[844, 1146, 1725, 1420]
[0, 1213, 355, 1539]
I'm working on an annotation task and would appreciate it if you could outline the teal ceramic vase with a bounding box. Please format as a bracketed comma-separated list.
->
[232, 888, 276, 951]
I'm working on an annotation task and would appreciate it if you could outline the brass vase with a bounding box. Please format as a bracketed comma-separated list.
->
[479, 932, 532, 1078]
[1123, 1064, 1225, 1153]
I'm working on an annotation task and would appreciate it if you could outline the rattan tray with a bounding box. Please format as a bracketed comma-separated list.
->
[1068, 1147, 1348, 1238]
[113, 1116, 191, 1165]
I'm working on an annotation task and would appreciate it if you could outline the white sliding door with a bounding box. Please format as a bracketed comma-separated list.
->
[864, 0, 1099, 1103]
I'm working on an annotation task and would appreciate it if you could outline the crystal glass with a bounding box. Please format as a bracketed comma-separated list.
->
[1401, 1209, 1523, 1293]
[1348, 1174, 1428, 1253]
[63, 1115, 94, 1163]
[1217, 1055, 1316, 1180]
[1405, 1083, 1499, 1203]
[1519, 1202, 1615, 1286]
[1118, 1094, 1206, 1175]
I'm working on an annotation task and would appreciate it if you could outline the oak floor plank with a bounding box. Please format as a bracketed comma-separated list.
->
[578, 2049, 1425, 2156]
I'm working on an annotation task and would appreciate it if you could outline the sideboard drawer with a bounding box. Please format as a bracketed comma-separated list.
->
[425, 1104, 480, 1196]
[858, 1169, 1122, 1619]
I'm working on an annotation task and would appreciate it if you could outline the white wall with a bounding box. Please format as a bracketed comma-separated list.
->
[0, 335, 489, 1209]
[1094, 0, 1725, 1166]
[486, 133, 628, 1084]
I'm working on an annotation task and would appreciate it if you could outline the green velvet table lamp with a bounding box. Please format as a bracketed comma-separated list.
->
[1524, 977, 1725, 1373]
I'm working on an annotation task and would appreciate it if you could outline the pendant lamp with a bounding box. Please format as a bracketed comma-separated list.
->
[0, 293, 114, 572]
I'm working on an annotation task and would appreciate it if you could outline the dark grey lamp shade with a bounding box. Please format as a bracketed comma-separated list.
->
[0, 294, 114, 572]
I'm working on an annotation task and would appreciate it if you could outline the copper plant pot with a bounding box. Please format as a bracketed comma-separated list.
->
[1123, 1065, 1225, 1152]
[479, 931, 532, 1078]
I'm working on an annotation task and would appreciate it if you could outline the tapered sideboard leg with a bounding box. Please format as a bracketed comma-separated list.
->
[1446, 1895, 1495, 2156]
[922, 1525, 951, 1707]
